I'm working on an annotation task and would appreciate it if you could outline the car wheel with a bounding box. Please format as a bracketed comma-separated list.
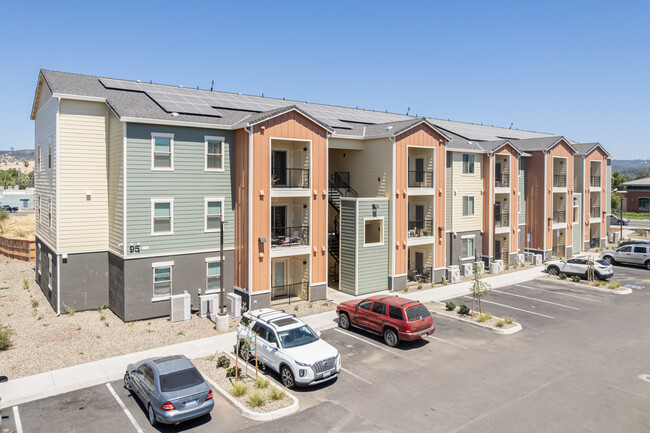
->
[281, 365, 295, 388]
[646, 261, 650, 271]
[383, 328, 399, 347]
[594, 273, 601, 281]
[603, 256, 615, 265]
[547, 266, 559, 276]
[148, 404, 157, 427]
[338, 313, 350, 330]
[123, 373, 132, 391]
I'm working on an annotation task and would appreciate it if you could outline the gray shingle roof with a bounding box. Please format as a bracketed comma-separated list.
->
[623, 177, 650, 186]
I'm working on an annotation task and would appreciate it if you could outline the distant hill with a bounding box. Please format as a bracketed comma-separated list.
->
[0, 149, 35, 173]
[612, 160, 650, 180]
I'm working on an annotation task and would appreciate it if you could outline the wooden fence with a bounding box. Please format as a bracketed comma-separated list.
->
[0, 235, 35, 262]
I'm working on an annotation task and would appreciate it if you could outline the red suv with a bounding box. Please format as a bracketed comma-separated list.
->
[336, 295, 434, 347]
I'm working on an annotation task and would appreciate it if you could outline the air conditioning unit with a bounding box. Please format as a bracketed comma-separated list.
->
[170, 293, 191, 323]
[447, 265, 461, 283]
[461, 263, 473, 277]
[516, 254, 525, 266]
[474, 261, 485, 274]
[226, 292, 242, 318]
[199, 294, 219, 319]
[489, 262, 501, 274]
[533, 254, 543, 266]
[495, 259, 504, 272]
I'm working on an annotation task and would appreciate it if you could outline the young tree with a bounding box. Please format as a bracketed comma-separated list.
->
[470, 263, 491, 316]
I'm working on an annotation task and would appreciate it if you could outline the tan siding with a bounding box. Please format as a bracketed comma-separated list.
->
[34, 97, 58, 250]
[58, 100, 109, 252]
[451, 152, 483, 232]
[328, 138, 392, 197]
[107, 111, 123, 255]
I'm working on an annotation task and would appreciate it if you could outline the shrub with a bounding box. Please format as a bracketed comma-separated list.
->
[64, 304, 75, 316]
[504, 264, 510, 271]
[231, 382, 247, 397]
[255, 378, 269, 389]
[403, 286, 409, 293]
[128, 321, 134, 328]
[571, 275, 581, 283]
[294, 306, 298, 312]
[445, 301, 456, 311]
[503, 316, 515, 324]
[248, 391, 266, 407]
[477, 313, 492, 322]
[458, 304, 470, 316]
[417, 283, 423, 290]
[308, 302, 313, 308]
[217, 355, 231, 368]
[594, 280, 607, 287]
[442, 277, 448, 286]
[269, 387, 286, 401]
[496, 321, 505, 328]
[22, 278, 29, 290]
[31, 299, 39, 309]
[177, 331, 184, 336]
[637, 229, 648, 237]
[226, 366, 242, 378]
[559, 273, 568, 280]
[0, 323, 16, 350]
[513, 264, 518, 269]
[608, 281, 621, 290]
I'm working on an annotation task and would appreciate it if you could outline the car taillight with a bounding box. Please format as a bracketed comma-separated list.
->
[405, 323, 410, 332]
[205, 390, 213, 401]
[161, 401, 176, 411]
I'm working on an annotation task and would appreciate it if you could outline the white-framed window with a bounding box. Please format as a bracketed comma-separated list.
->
[48, 142, 52, 169]
[151, 198, 173, 235]
[205, 136, 224, 171]
[47, 253, 52, 291]
[205, 258, 222, 293]
[36, 243, 41, 275]
[204, 198, 224, 232]
[48, 198, 52, 228]
[151, 133, 174, 170]
[35, 194, 40, 224]
[37, 145, 41, 171]
[461, 236, 475, 259]
[462, 196, 475, 216]
[152, 262, 173, 299]
[462, 154, 475, 174]
[364, 217, 384, 246]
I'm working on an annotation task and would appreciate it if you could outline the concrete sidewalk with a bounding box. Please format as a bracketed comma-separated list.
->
[0, 266, 544, 409]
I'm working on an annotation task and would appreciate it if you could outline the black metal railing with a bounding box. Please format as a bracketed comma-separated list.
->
[590, 176, 601, 187]
[553, 174, 567, 188]
[590, 207, 601, 218]
[495, 173, 510, 188]
[271, 168, 309, 188]
[408, 219, 434, 238]
[408, 170, 434, 188]
[271, 282, 308, 305]
[408, 267, 433, 283]
[553, 210, 566, 223]
[494, 210, 510, 228]
[271, 226, 309, 247]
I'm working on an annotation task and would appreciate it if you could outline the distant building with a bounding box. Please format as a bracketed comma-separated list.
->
[0, 187, 34, 208]
[623, 177, 650, 213]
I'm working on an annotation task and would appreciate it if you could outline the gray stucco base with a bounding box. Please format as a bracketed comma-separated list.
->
[310, 283, 327, 301]
[35, 237, 59, 312]
[249, 291, 271, 310]
[565, 246, 573, 257]
[446, 230, 483, 267]
[60, 251, 109, 311]
[389, 275, 407, 292]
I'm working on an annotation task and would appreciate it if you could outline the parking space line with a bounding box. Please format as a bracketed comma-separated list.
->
[427, 335, 468, 350]
[341, 367, 372, 384]
[12, 406, 23, 433]
[462, 296, 554, 319]
[492, 289, 579, 310]
[517, 284, 602, 303]
[106, 383, 144, 433]
[333, 329, 425, 366]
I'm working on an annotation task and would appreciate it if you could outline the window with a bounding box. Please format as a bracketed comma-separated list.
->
[36, 244, 41, 275]
[371, 301, 386, 316]
[153, 264, 172, 298]
[37, 146, 41, 171]
[205, 198, 223, 232]
[462, 154, 475, 174]
[205, 136, 224, 171]
[633, 246, 647, 254]
[151, 199, 173, 235]
[48, 254, 52, 291]
[151, 133, 173, 170]
[462, 237, 475, 258]
[358, 300, 372, 311]
[617, 246, 631, 253]
[388, 305, 404, 321]
[206, 260, 221, 293]
[35, 194, 39, 223]
[462, 196, 475, 216]
[364, 218, 384, 246]
[639, 197, 649, 212]
[48, 142, 52, 169]
[48, 198, 52, 228]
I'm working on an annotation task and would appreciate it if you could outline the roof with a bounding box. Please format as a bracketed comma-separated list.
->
[572, 142, 611, 157]
[623, 177, 650, 186]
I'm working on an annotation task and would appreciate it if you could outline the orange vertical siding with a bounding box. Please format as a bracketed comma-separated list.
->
[234, 128, 249, 291]
[497, 145, 520, 252]
[524, 152, 546, 250]
[584, 147, 609, 239]
[545, 140, 574, 250]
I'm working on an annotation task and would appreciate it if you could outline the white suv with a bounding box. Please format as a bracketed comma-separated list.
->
[237, 309, 341, 388]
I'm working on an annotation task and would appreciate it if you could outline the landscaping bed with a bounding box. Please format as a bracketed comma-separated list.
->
[540, 274, 631, 293]
[271, 299, 337, 318]
[426, 300, 519, 331]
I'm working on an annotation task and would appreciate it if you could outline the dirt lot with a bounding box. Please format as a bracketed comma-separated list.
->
[0, 213, 34, 239]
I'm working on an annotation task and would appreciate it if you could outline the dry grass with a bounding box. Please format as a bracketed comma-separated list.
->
[1, 214, 35, 239]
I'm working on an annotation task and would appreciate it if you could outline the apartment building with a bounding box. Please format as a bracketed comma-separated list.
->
[31, 70, 611, 320]
[622, 177, 650, 213]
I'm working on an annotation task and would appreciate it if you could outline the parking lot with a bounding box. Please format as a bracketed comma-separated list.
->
[3, 265, 650, 432]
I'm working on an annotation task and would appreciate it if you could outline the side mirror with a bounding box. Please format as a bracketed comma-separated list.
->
[0, 375, 8, 383]
[354, 303, 360, 310]
[269, 342, 278, 349]
[317, 331, 322, 337]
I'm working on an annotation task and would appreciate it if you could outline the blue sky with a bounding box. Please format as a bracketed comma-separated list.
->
[0, 0, 648, 159]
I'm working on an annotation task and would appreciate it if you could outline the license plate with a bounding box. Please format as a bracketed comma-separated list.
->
[185, 400, 198, 407]
[323, 371, 331, 378]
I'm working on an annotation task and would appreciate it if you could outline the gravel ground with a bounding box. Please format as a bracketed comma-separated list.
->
[0, 259, 237, 380]
[426, 300, 517, 329]
[271, 299, 336, 318]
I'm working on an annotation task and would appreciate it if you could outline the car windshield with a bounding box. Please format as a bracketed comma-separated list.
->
[405, 304, 431, 322]
[277, 325, 319, 349]
[596, 259, 611, 266]
[159, 368, 204, 393]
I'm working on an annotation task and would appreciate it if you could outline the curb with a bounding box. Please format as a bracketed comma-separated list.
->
[537, 278, 633, 295]
[428, 306, 523, 335]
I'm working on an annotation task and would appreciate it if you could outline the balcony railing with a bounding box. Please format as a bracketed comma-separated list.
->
[408, 171, 434, 188]
[271, 168, 309, 188]
[590, 176, 601, 187]
[495, 173, 510, 188]
[408, 267, 432, 283]
[553, 210, 566, 223]
[553, 175, 567, 188]
[590, 207, 601, 218]
[271, 226, 309, 247]
[494, 210, 510, 228]
[408, 219, 434, 238]
[271, 281, 308, 304]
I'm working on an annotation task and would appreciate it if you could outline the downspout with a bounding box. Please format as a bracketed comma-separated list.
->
[488, 153, 493, 260]
[390, 135, 396, 291]
[56, 97, 61, 316]
[543, 151, 547, 253]
[246, 125, 253, 306]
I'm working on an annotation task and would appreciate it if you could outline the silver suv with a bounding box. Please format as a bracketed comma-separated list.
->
[601, 245, 650, 270]
[237, 309, 341, 388]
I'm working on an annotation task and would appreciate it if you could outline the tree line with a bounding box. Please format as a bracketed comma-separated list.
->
[0, 168, 34, 189]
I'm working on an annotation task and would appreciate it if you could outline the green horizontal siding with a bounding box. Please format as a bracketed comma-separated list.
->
[519, 158, 526, 225]
[339, 200, 357, 295]
[357, 199, 389, 295]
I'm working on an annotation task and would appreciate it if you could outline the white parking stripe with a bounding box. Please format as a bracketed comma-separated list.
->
[463, 296, 554, 319]
[106, 383, 144, 433]
[427, 335, 468, 350]
[341, 367, 372, 384]
[333, 329, 425, 366]
[492, 289, 580, 310]
[516, 284, 602, 303]
[12, 406, 23, 433]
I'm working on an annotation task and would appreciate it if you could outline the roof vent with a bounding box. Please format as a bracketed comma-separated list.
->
[386, 126, 394, 131]
[171, 112, 180, 117]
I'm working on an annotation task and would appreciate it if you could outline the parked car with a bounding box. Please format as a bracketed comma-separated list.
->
[545, 257, 613, 280]
[601, 245, 650, 270]
[0, 205, 18, 213]
[609, 214, 630, 226]
[124, 355, 214, 426]
[0, 375, 7, 430]
[336, 295, 434, 347]
[237, 309, 340, 388]
[617, 240, 650, 248]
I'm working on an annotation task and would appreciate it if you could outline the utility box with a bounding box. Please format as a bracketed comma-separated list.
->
[226, 292, 242, 318]
[170, 293, 191, 323]
[489, 262, 501, 275]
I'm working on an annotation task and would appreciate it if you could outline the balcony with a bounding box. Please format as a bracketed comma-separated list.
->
[408, 170, 434, 188]
[553, 175, 567, 188]
[408, 267, 432, 283]
[408, 219, 434, 238]
[553, 210, 566, 223]
[495, 173, 510, 188]
[494, 210, 509, 228]
[271, 167, 309, 188]
[271, 226, 309, 248]
[271, 281, 308, 305]
[590, 207, 601, 219]
[590, 176, 601, 188]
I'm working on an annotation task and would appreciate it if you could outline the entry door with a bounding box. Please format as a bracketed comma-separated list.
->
[273, 261, 286, 292]
[415, 205, 424, 230]
[494, 202, 502, 223]
[495, 162, 502, 184]
[415, 158, 424, 184]
[415, 252, 424, 271]
[495, 240, 501, 260]
[272, 150, 287, 186]
[272, 206, 287, 239]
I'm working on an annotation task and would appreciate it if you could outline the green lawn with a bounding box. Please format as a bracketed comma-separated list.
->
[622, 212, 650, 220]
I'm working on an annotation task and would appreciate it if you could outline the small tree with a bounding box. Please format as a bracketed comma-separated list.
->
[586, 257, 596, 283]
[470, 263, 491, 317]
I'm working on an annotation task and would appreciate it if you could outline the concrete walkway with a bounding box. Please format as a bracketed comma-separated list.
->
[0, 266, 545, 409]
